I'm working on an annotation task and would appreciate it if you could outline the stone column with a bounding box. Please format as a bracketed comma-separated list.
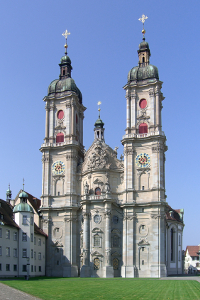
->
[155, 88, 160, 130]
[71, 102, 75, 136]
[45, 105, 49, 142]
[49, 104, 55, 143]
[63, 213, 78, 277]
[103, 203, 113, 278]
[131, 92, 136, 133]
[126, 95, 130, 130]
[121, 211, 136, 278]
[80, 210, 91, 277]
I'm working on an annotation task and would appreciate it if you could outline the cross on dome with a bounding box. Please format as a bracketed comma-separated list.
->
[62, 29, 71, 54]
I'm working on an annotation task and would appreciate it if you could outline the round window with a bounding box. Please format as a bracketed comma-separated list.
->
[139, 99, 147, 109]
[57, 110, 64, 119]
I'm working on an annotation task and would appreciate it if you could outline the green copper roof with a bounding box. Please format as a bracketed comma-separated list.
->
[48, 77, 82, 103]
[13, 202, 34, 213]
[128, 64, 159, 82]
[60, 55, 71, 65]
[94, 118, 104, 128]
[19, 191, 28, 199]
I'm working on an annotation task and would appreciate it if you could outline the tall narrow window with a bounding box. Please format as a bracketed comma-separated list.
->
[94, 234, 100, 247]
[139, 123, 148, 134]
[6, 230, 10, 239]
[22, 249, 27, 258]
[171, 228, 175, 262]
[56, 133, 64, 143]
[22, 233, 27, 241]
[23, 215, 27, 225]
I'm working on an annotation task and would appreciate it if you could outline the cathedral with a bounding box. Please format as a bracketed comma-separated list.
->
[39, 25, 184, 278]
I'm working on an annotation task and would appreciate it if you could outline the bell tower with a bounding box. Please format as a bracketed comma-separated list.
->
[40, 30, 86, 277]
[121, 16, 167, 278]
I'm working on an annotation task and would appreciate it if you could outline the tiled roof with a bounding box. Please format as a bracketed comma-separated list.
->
[186, 246, 200, 257]
[34, 223, 48, 237]
[165, 205, 183, 223]
[0, 199, 19, 228]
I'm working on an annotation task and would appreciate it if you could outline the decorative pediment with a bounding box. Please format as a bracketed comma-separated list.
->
[138, 238, 150, 246]
[91, 251, 103, 257]
[93, 178, 104, 185]
[92, 227, 103, 233]
[81, 140, 124, 172]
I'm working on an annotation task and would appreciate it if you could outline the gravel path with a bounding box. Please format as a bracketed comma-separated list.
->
[0, 283, 42, 300]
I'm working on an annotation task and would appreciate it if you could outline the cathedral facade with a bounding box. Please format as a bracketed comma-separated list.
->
[40, 31, 184, 278]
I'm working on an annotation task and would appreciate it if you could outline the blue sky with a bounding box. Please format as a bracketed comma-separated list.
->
[0, 0, 199, 249]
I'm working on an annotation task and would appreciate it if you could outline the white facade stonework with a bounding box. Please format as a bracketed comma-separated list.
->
[40, 36, 184, 277]
[0, 194, 46, 278]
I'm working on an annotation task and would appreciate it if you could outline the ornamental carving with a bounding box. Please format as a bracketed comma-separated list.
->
[87, 144, 108, 170]
[152, 146, 164, 153]
[104, 210, 111, 218]
[42, 157, 49, 162]
[82, 140, 123, 172]
[66, 154, 78, 160]
[124, 148, 135, 156]
[149, 89, 154, 97]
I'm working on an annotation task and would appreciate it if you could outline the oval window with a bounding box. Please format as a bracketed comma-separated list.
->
[57, 110, 64, 120]
[139, 99, 147, 109]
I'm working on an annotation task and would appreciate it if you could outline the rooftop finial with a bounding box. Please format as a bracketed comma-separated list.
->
[97, 101, 102, 118]
[138, 14, 148, 40]
[23, 178, 25, 191]
[62, 29, 71, 55]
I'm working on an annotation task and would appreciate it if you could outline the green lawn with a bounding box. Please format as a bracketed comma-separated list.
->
[1, 277, 200, 300]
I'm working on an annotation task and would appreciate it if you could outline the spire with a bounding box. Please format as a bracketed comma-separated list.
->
[62, 29, 71, 55]
[138, 14, 150, 67]
[94, 101, 105, 141]
[59, 29, 72, 79]
[138, 14, 148, 41]
[6, 184, 12, 203]
[19, 178, 28, 203]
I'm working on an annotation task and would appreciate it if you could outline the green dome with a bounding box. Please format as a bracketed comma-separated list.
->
[94, 118, 104, 128]
[60, 55, 71, 65]
[19, 191, 28, 199]
[13, 202, 34, 213]
[138, 40, 150, 52]
[48, 77, 82, 103]
[128, 64, 159, 82]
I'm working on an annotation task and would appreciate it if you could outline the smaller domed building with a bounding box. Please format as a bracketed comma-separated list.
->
[0, 188, 47, 278]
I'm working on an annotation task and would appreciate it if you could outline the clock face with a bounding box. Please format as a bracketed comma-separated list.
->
[136, 153, 150, 168]
[52, 161, 65, 175]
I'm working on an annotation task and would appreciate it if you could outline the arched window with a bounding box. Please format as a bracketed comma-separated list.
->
[95, 187, 101, 195]
[56, 133, 64, 143]
[139, 123, 148, 134]
[94, 234, 100, 247]
[76, 114, 78, 124]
